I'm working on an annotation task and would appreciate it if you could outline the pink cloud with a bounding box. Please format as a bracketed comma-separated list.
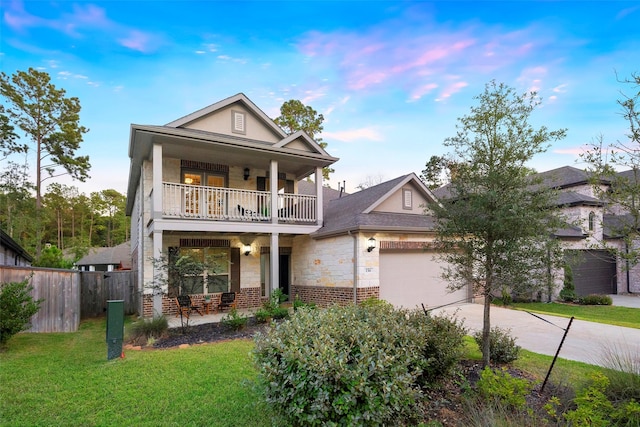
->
[3, 1, 163, 53]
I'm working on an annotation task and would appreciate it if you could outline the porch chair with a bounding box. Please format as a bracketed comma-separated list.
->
[175, 295, 204, 318]
[217, 292, 237, 312]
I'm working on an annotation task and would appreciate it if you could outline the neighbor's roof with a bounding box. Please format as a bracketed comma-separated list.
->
[0, 229, 33, 263]
[76, 241, 131, 269]
[314, 174, 438, 238]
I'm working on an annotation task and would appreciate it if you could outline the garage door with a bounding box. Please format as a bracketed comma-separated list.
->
[379, 251, 470, 310]
[567, 250, 616, 296]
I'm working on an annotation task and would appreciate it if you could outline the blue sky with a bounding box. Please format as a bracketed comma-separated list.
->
[1, 1, 639, 195]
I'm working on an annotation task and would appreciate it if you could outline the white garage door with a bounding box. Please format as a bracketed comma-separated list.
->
[379, 251, 470, 310]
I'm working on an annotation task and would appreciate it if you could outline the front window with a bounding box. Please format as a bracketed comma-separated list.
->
[174, 247, 230, 295]
[588, 211, 595, 232]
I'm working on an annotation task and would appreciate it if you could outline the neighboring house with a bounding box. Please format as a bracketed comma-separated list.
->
[126, 93, 472, 317]
[76, 241, 132, 272]
[433, 165, 639, 297]
[0, 229, 33, 267]
[534, 166, 639, 295]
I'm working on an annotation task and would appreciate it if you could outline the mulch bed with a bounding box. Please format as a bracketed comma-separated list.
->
[152, 317, 270, 349]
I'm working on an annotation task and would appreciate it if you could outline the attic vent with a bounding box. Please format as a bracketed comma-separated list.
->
[403, 189, 413, 209]
[232, 110, 246, 134]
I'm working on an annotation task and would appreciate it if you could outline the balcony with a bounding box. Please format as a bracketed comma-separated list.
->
[162, 182, 317, 223]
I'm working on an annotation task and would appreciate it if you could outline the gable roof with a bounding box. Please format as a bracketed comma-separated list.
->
[165, 93, 287, 139]
[76, 241, 131, 269]
[274, 130, 330, 156]
[314, 173, 438, 238]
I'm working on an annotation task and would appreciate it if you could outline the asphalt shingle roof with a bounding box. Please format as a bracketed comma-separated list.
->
[315, 174, 438, 237]
[76, 241, 131, 269]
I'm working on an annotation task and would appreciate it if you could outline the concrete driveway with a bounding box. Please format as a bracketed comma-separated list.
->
[610, 294, 640, 308]
[434, 303, 640, 368]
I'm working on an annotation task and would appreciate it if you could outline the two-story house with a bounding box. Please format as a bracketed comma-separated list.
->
[127, 94, 475, 317]
[126, 94, 338, 317]
[533, 166, 639, 295]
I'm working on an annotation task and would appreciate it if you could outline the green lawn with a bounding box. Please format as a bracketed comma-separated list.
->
[509, 302, 640, 329]
[1, 317, 619, 426]
[0, 318, 272, 427]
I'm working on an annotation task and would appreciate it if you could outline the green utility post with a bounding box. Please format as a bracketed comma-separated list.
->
[106, 300, 124, 360]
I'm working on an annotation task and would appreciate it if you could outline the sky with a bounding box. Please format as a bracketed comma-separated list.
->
[1, 1, 639, 196]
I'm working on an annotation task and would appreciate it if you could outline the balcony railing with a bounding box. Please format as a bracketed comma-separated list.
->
[162, 182, 317, 223]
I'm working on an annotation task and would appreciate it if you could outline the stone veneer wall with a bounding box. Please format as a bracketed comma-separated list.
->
[291, 285, 379, 307]
[142, 287, 262, 317]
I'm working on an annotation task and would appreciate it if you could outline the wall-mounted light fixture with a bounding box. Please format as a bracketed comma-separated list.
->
[243, 167, 250, 181]
[242, 244, 252, 256]
[366, 237, 376, 252]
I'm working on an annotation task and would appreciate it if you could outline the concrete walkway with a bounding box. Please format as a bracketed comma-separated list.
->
[167, 308, 255, 328]
[434, 303, 640, 368]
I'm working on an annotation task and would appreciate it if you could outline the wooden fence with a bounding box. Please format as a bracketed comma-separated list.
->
[80, 271, 138, 318]
[0, 267, 139, 333]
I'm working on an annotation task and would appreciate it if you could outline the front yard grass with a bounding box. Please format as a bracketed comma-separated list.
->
[0, 317, 623, 426]
[0, 318, 271, 427]
[509, 302, 640, 329]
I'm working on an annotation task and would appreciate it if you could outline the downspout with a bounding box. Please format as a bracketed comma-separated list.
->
[348, 230, 358, 304]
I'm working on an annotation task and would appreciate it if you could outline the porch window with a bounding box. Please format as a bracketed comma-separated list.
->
[176, 247, 230, 294]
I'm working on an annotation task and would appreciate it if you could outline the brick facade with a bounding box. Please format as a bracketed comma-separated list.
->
[142, 286, 262, 317]
[291, 284, 380, 307]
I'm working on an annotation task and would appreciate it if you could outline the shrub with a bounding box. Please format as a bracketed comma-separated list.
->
[293, 295, 316, 311]
[564, 372, 614, 427]
[474, 327, 521, 364]
[578, 294, 612, 305]
[253, 304, 433, 426]
[221, 307, 247, 331]
[409, 311, 467, 385]
[476, 367, 534, 408]
[128, 316, 168, 346]
[0, 278, 42, 347]
[559, 263, 577, 302]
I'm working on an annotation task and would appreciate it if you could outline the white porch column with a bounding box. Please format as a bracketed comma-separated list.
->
[270, 233, 280, 293]
[315, 167, 323, 227]
[152, 143, 163, 220]
[270, 160, 278, 224]
[152, 228, 163, 316]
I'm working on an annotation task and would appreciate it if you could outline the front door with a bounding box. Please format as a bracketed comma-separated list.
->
[279, 254, 290, 299]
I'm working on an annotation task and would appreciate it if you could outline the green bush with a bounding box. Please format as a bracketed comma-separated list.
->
[564, 372, 614, 427]
[254, 304, 448, 426]
[293, 295, 316, 311]
[128, 316, 168, 346]
[409, 311, 467, 385]
[559, 263, 577, 302]
[476, 367, 534, 408]
[221, 307, 247, 331]
[578, 294, 612, 305]
[474, 326, 521, 364]
[0, 279, 42, 347]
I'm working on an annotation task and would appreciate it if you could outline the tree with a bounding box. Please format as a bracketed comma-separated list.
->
[274, 99, 334, 181]
[582, 73, 640, 274]
[0, 278, 42, 347]
[0, 68, 90, 256]
[420, 155, 447, 190]
[355, 173, 385, 190]
[432, 81, 567, 367]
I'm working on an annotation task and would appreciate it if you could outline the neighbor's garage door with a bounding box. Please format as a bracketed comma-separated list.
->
[379, 251, 470, 309]
[568, 250, 616, 296]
